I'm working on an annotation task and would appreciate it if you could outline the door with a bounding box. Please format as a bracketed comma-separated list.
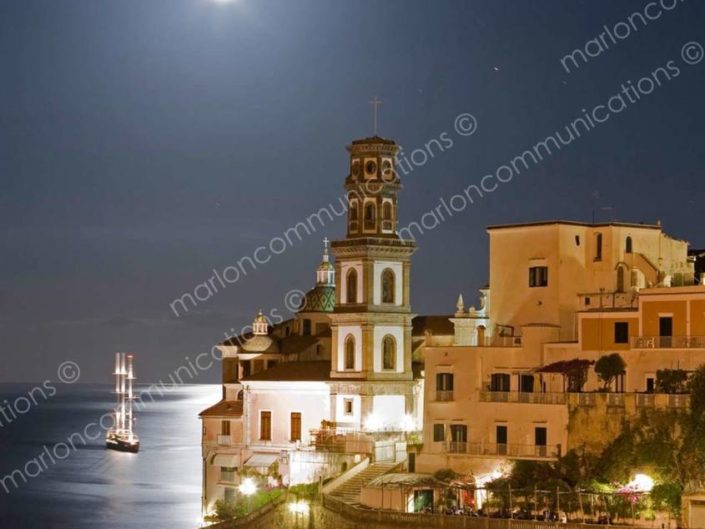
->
[535, 427, 547, 457]
[449, 425, 468, 453]
[408, 452, 416, 473]
[491, 373, 511, 393]
[496, 425, 508, 455]
[659, 317, 673, 347]
[646, 377, 655, 393]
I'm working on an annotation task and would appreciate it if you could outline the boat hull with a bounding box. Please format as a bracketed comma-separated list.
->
[106, 435, 140, 453]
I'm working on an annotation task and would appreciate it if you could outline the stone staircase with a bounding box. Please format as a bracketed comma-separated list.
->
[327, 461, 399, 506]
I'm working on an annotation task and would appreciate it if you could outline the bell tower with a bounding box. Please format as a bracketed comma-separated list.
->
[328, 135, 417, 431]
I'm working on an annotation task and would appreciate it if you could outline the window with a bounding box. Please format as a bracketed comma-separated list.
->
[346, 269, 358, 304]
[529, 266, 548, 287]
[436, 373, 454, 391]
[224, 487, 236, 502]
[349, 200, 359, 232]
[221, 420, 231, 436]
[449, 425, 468, 453]
[267, 360, 278, 369]
[382, 335, 396, 370]
[344, 335, 356, 370]
[617, 266, 626, 293]
[381, 269, 395, 304]
[436, 373, 454, 400]
[433, 424, 445, 442]
[220, 466, 237, 483]
[290, 412, 302, 442]
[343, 399, 354, 416]
[383, 202, 392, 220]
[491, 373, 511, 392]
[535, 427, 547, 457]
[575, 235, 581, 246]
[595, 233, 603, 261]
[626, 236, 633, 254]
[260, 411, 272, 441]
[302, 319, 312, 336]
[364, 202, 376, 230]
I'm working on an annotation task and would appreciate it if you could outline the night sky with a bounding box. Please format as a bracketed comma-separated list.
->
[2, 0, 704, 383]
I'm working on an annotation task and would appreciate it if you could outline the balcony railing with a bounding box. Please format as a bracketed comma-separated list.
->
[607, 393, 625, 407]
[480, 391, 567, 405]
[632, 336, 705, 349]
[668, 394, 689, 409]
[446, 441, 561, 459]
[217, 434, 232, 446]
[436, 390, 454, 402]
[636, 394, 655, 408]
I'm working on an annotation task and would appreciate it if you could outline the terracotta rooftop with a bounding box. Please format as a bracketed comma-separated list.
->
[487, 220, 661, 231]
[242, 361, 333, 382]
[199, 400, 243, 418]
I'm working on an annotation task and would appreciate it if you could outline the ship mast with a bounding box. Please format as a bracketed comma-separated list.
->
[114, 352, 135, 436]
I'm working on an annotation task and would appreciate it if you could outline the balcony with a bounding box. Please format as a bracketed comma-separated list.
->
[217, 434, 232, 446]
[446, 441, 561, 460]
[607, 393, 625, 407]
[632, 336, 705, 349]
[480, 391, 567, 405]
[435, 390, 454, 402]
[569, 392, 690, 410]
[636, 394, 655, 408]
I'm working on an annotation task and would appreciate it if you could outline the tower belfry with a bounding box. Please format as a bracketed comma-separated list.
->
[328, 134, 417, 431]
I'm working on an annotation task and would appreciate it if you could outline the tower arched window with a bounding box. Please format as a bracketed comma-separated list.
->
[346, 269, 358, 304]
[349, 199, 359, 233]
[364, 202, 376, 230]
[382, 202, 393, 231]
[382, 335, 396, 371]
[344, 335, 356, 370]
[381, 269, 395, 304]
[626, 236, 633, 254]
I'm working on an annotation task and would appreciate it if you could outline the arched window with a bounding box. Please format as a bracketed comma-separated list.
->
[346, 269, 358, 304]
[382, 335, 396, 370]
[626, 236, 633, 254]
[617, 268, 624, 292]
[344, 335, 356, 370]
[381, 269, 395, 304]
[383, 202, 392, 220]
[364, 202, 376, 230]
[349, 199, 359, 232]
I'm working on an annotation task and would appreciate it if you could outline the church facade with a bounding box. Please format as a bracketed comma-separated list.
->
[199, 135, 438, 515]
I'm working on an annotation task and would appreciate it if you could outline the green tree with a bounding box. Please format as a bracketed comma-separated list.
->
[656, 369, 689, 394]
[595, 353, 626, 391]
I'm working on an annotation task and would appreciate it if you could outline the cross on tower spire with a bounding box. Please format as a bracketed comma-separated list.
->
[369, 96, 382, 135]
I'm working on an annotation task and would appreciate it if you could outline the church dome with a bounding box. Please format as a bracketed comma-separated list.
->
[298, 284, 335, 313]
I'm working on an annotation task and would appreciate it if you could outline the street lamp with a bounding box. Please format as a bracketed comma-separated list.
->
[239, 478, 257, 513]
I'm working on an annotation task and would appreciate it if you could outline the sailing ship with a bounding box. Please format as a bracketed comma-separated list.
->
[106, 352, 140, 453]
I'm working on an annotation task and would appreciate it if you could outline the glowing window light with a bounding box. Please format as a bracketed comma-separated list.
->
[400, 414, 416, 432]
[364, 413, 382, 432]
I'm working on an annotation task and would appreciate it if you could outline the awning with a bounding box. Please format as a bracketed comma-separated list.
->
[212, 454, 239, 467]
[244, 453, 279, 468]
